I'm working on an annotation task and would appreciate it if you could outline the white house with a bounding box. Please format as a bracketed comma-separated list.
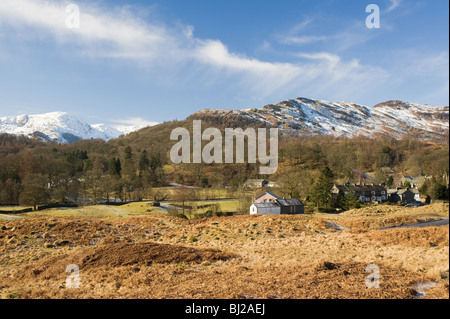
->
[250, 203, 281, 215]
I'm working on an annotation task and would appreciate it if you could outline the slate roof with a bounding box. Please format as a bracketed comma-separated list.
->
[276, 198, 304, 206]
[252, 203, 280, 208]
[334, 184, 387, 193]
[254, 191, 279, 200]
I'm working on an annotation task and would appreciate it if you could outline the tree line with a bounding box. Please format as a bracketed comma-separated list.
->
[0, 128, 448, 210]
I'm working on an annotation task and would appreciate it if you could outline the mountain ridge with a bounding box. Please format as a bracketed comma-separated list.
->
[0, 112, 155, 144]
[1, 98, 448, 144]
[190, 98, 449, 141]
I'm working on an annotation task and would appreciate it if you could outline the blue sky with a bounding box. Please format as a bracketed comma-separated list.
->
[0, 0, 448, 126]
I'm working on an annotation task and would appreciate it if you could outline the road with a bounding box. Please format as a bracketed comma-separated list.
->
[0, 214, 23, 220]
[378, 218, 449, 230]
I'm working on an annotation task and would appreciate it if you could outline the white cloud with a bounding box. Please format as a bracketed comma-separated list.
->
[111, 117, 159, 128]
[0, 0, 391, 102]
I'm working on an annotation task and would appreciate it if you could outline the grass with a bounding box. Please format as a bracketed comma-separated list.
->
[167, 199, 241, 216]
[22, 203, 167, 219]
[149, 187, 232, 200]
[0, 203, 448, 299]
[341, 202, 449, 218]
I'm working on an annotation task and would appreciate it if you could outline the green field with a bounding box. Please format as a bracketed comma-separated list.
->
[22, 202, 167, 219]
[0, 199, 242, 220]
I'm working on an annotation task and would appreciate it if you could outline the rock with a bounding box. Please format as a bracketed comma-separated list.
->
[54, 240, 70, 247]
[320, 262, 340, 270]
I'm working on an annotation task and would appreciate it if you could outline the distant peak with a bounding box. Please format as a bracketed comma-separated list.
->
[0, 111, 152, 143]
[373, 100, 411, 109]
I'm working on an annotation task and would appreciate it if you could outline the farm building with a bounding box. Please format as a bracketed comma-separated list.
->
[276, 198, 304, 215]
[250, 203, 281, 215]
[250, 191, 304, 215]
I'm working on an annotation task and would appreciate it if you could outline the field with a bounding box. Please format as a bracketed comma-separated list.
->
[0, 203, 448, 299]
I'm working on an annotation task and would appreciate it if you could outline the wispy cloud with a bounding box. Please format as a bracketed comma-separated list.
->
[386, 0, 403, 13]
[279, 35, 328, 45]
[0, 0, 391, 102]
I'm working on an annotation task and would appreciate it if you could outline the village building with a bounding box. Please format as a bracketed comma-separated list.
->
[244, 179, 269, 189]
[399, 175, 432, 188]
[387, 188, 419, 204]
[331, 183, 387, 203]
[253, 191, 279, 203]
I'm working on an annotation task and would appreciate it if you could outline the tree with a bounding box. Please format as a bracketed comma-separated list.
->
[123, 147, 135, 179]
[432, 181, 449, 200]
[311, 167, 335, 208]
[375, 169, 389, 186]
[109, 158, 121, 177]
[386, 176, 394, 188]
[278, 169, 302, 199]
[139, 150, 150, 172]
[19, 174, 49, 210]
[172, 187, 198, 218]
[338, 186, 361, 210]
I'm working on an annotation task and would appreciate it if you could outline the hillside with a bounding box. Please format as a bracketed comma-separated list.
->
[1, 203, 448, 299]
[1, 98, 448, 145]
[190, 98, 449, 142]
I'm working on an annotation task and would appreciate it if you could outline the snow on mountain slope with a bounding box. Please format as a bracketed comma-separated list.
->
[0, 112, 155, 143]
[191, 98, 449, 141]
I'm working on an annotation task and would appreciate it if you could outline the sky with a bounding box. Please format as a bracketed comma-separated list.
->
[0, 0, 448, 127]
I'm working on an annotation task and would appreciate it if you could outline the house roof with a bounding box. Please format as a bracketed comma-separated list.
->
[353, 185, 387, 192]
[254, 191, 279, 200]
[333, 184, 349, 192]
[276, 198, 304, 206]
[388, 188, 418, 195]
[334, 184, 387, 193]
[252, 203, 279, 208]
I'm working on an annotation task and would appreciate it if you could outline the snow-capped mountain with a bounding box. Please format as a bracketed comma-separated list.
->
[0, 112, 156, 143]
[190, 98, 449, 141]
